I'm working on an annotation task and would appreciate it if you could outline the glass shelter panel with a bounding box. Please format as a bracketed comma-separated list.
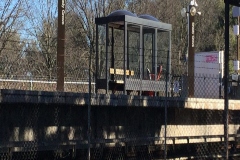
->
[143, 30, 154, 80]
[112, 29, 124, 69]
[97, 24, 107, 79]
[157, 31, 170, 80]
[108, 27, 125, 83]
[128, 31, 140, 79]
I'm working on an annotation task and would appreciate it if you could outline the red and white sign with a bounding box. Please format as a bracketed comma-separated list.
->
[205, 55, 218, 63]
[194, 51, 224, 98]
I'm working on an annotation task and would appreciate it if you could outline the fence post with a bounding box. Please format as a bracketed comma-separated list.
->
[224, 1, 230, 159]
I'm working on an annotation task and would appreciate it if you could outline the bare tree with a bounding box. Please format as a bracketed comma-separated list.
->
[17, 0, 235, 80]
[23, 0, 58, 80]
[67, 0, 129, 79]
[0, 0, 26, 76]
[63, 11, 89, 80]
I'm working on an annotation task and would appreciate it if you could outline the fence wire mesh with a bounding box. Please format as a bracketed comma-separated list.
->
[1, 42, 240, 160]
[2, 48, 240, 160]
[1, 45, 240, 160]
[0, 0, 240, 160]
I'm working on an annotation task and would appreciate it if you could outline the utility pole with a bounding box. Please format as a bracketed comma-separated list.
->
[224, 0, 230, 159]
[57, 0, 65, 91]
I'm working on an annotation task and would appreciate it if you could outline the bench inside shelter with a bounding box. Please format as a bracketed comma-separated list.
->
[109, 68, 134, 93]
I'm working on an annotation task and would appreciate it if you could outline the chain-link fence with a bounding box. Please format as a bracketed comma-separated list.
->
[1, 96, 240, 159]
[0, 74, 93, 93]
[1, 52, 240, 160]
[1, 1, 240, 159]
[0, 32, 240, 159]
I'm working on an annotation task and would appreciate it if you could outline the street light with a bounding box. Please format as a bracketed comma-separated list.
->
[181, 0, 200, 97]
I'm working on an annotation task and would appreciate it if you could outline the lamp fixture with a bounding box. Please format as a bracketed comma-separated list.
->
[181, 1, 200, 18]
[181, 8, 187, 17]
[190, 6, 197, 16]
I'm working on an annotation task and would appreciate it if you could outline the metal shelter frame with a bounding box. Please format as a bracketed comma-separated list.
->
[95, 10, 172, 95]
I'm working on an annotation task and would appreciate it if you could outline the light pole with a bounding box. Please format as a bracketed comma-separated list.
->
[181, 0, 200, 97]
[224, 1, 240, 159]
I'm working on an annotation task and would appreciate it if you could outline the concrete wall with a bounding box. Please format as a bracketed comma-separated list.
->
[1, 103, 240, 152]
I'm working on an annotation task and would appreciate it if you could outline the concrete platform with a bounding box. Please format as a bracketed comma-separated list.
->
[0, 89, 240, 110]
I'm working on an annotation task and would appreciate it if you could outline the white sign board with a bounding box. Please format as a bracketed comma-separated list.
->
[194, 51, 224, 98]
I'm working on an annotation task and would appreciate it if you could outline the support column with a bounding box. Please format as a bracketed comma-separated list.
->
[224, 1, 230, 159]
[188, 5, 195, 97]
[57, 0, 65, 91]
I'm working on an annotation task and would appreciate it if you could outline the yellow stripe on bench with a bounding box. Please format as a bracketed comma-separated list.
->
[109, 68, 134, 76]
